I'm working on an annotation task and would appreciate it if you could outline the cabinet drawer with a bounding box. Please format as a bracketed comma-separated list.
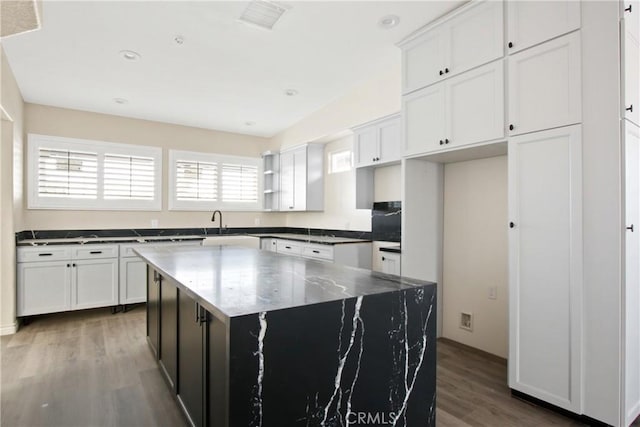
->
[120, 243, 146, 258]
[302, 244, 334, 261]
[276, 240, 302, 255]
[17, 246, 72, 263]
[72, 245, 119, 260]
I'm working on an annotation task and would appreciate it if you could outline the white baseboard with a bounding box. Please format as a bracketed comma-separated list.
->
[0, 322, 18, 336]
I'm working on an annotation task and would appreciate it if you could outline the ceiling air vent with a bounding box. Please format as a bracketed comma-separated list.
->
[238, 0, 288, 31]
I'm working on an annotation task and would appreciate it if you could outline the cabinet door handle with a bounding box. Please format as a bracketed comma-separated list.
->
[509, 222, 515, 229]
[382, 256, 386, 261]
[89, 251, 102, 254]
[285, 246, 292, 249]
[508, 41, 513, 48]
[439, 140, 444, 145]
[66, 264, 71, 268]
[626, 105, 634, 112]
[312, 250, 320, 254]
[289, 206, 294, 209]
[509, 124, 514, 131]
[628, 224, 635, 232]
[439, 70, 444, 76]
[38, 253, 53, 257]
[625, 4, 632, 12]
[445, 138, 450, 144]
[72, 263, 76, 267]
[444, 67, 450, 74]
[195, 302, 200, 323]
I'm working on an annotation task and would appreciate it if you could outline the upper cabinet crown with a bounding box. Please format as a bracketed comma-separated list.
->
[401, 0, 504, 95]
[353, 114, 401, 168]
[506, 1, 580, 54]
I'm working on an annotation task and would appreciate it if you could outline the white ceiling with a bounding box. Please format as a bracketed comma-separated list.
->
[1, 1, 464, 137]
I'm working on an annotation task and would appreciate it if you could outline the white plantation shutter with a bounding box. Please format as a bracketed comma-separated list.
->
[222, 163, 258, 203]
[104, 154, 156, 200]
[28, 134, 162, 210]
[175, 160, 218, 201]
[169, 150, 261, 210]
[37, 148, 98, 199]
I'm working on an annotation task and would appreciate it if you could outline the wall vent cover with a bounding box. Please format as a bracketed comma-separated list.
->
[238, 0, 288, 31]
[460, 312, 473, 332]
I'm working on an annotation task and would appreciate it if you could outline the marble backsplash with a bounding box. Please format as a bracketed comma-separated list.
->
[372, 201, 401, 242]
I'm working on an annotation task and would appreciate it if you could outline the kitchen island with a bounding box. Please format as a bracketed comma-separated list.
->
[135, 245, 436, 427]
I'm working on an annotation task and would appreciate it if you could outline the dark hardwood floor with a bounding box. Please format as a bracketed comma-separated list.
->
[0, 306, 622, 426]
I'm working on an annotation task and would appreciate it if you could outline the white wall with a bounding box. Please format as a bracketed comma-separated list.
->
[442, 156, 508, 358]
[22, 103, 287, 231]
[1, 46, 25, 334]
[374, 164, 401, 202]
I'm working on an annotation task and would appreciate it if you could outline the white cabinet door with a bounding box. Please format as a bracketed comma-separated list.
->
[17, 261, 71, 316]
[446, 60, 504, 147]
[508, 32, 581, 136]
[447, 0, 504, 77]
[72, 258, 118, 310]
[403, 84, 446, 157]
[354, 126, 378, 167]
[508, 124, 582, 413]
[381, 253, 401, 276]
[279, 150, 295, 211]
[626, 0, 640, 42]
[402, 26, 447, 94]
[377, 117, 402, 163]
[507, 1, 580, 54]
[624, 15, 640, 126]
[293, 148, 307, 211]
[625, 121, 640, 425]
[119, 257, 147, 305]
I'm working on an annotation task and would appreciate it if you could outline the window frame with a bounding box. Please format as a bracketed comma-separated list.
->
[168, 149, 263, 211]
[27, 134, 162, 211]
[327, 148, 353, 174]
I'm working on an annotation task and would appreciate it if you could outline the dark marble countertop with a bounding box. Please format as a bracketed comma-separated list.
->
[135, 245, 433, 321]
[16, 235, 205, 246]
[249, 233, 371, 245]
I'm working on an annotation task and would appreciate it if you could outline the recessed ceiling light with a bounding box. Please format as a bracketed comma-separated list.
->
[119, 50, 141, 61]
[378, 15, 400, 29]
[174, 35, 184, 45]
[284, 89, 298, 97]
[245, 121, 256, 126]
[113, 98, 128, 105]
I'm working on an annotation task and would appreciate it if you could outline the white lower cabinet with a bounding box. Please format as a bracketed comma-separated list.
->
[17, 260, 71, 316]
[17, 244, 119, 316]
[119, 257, 147, 305]
[268, 238, 372, 269]
[380, 252, 401, 276]
[508, 124, 583, 413]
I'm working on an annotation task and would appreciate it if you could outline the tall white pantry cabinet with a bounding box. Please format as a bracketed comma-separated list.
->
[399, 1, 640, 425]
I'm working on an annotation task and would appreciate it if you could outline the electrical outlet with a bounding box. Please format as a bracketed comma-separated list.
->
[151, 219, 159, 228]
[488, 286, 497, 300]
[460, 312, 473, 332]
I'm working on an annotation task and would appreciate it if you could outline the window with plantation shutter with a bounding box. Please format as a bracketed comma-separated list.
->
[28, 134, 162, 210]
[37, 148, 98, 199]
[104, 154, 156, 200]
[169, 150, 262, 211]
[175, 160, 218, 201]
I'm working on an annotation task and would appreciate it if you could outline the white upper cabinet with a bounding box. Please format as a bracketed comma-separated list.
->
[353, 115, 401, 168]
[404, 60, 504, 157]
[447, 0, 504, 77]
[445, 60, 504, 148]
[624, 0, 640, 125]
[404, 84, 446, 157]
[508, 32, 581, 136]
[507, 1, 580, 54]
[279, 144, 323, 212]
[401, 0, 503, 94]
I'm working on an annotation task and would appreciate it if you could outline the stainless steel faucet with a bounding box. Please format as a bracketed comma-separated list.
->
[211, 210, 223, 234]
